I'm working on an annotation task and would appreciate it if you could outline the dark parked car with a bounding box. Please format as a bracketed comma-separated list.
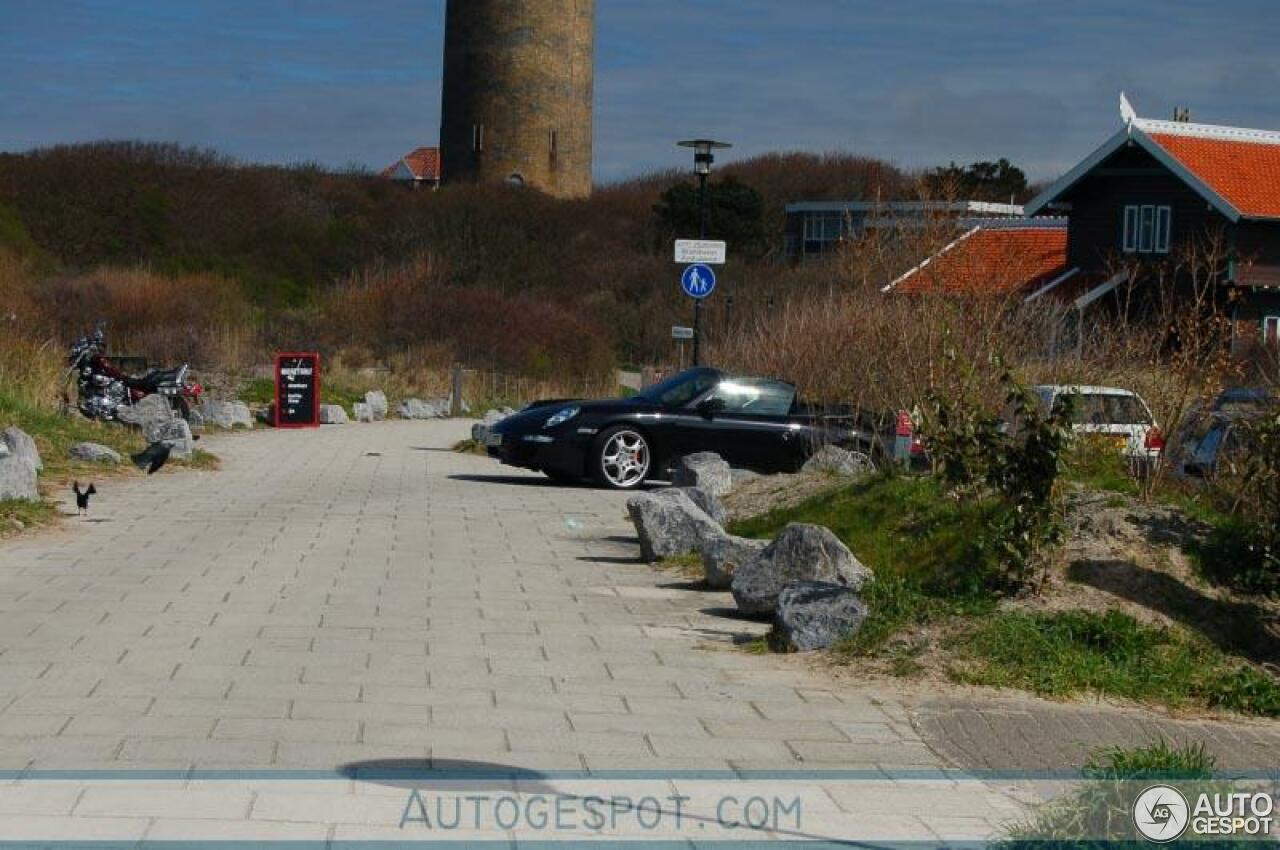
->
[1183, 388, 1275, 477]
[485, 367, 874, 489]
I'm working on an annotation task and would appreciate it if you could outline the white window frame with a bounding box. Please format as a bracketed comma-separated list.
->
[1266, 316, 1280, 346]
[1155, 206, 1172, 253]
[1138, 205, 1155, 252]
[1122, 206, 1138, 253]
[1124, 204, 1172, 254]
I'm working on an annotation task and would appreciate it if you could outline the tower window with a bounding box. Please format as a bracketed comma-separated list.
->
[472, 124, 485, 153]
[549, 128, 559, 159]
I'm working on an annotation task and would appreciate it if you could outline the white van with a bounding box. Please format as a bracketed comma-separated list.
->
[1032, 385, 1164, 461]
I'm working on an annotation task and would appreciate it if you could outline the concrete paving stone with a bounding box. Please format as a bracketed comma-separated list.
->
[366, 686, 494, 711]
[226, 681, 361, 702]
[290, 700, 429, 725]
[149, 697, 291, 719]
[145, 818, 331, 841]
[212, 716, 358, 742]
[365, 722, 506, 751]
[567, 712, 708, 738]
[431, 706, 572, 733]
[272, 740, 428, 768]
[0, 785, 84, 815]
[117, 736, 276, 765]
[75, 787, 253, 820]
[789, 740, 941, 766]
[250, 790, 408, 825]
[648, 735, 796, 762]
[0, 814, 152, 841]
[624, 697, 763, 721]
[62, 715, 216, 739]
[0, 715, 71, 736]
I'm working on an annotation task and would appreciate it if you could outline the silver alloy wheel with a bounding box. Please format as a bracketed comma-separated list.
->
[600, 429, 650, 488]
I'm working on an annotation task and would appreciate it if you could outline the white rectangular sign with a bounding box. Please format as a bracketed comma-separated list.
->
[671, 325, 695, 340]
[674, 239, 727, 265]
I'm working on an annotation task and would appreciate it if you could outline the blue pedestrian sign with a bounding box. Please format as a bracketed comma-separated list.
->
[681, 264, 717, 299]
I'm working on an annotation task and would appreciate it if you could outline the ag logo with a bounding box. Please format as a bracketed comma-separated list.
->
[1133, 785, 1190, 842]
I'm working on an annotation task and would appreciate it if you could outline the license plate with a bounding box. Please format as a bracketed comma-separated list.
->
[484, 432, 503, 447]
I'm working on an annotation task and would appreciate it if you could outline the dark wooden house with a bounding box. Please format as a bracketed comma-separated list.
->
[1025, 100, 1280, 351]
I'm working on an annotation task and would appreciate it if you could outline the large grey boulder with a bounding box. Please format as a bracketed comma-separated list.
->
[701, 534, 769, 591]
[319, 404, 349, 425]
[670, 452, 733, 497]
[353, 403, 374, 423]
[201, 399, 253, 429]
[399, 398, 447, 420]
[671, 486, 728, 527]
[803, 445, 875, 477]
[731, 523, 873, 615]
[365, 391, 389, 421]
[627, 489, 724, 562]
[3, 426, 41, 472]
[0, 427, 39, 502]
[153, 419, 194, 459]
[70, 442, 122, 465]
[117, 394, 173, 437]
[775, 581, 869, 651]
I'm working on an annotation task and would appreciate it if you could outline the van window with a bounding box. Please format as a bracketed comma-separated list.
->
[1070, 394, 1150, 426]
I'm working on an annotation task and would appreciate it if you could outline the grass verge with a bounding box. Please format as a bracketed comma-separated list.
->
[452, 439, 488, 456]
[0, 498, 59, 534]
[950, 609, 1280, 717]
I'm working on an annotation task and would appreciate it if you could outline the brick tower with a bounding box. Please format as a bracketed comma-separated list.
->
[440, 0, 595, 199]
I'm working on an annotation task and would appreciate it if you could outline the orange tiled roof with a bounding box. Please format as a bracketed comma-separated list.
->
[381, 146, 440, 181]
[1146, 132, 1280, 219]
[894, 226, 1069, 296]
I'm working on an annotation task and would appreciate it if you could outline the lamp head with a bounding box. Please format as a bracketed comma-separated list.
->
[677, 139, 732, 176]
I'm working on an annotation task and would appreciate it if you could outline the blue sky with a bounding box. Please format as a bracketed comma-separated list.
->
[2, 1, 1278, 183]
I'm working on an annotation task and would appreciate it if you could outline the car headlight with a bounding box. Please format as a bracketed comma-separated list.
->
[543, 406, 580, 429]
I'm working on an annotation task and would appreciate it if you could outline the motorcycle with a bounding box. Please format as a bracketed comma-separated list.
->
[63, 326, 203, 422]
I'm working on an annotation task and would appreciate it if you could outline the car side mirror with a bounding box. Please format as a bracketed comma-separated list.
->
[696, 397, 727, 418]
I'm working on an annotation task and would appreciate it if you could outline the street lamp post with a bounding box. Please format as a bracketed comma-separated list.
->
[677, 139, 731, 367]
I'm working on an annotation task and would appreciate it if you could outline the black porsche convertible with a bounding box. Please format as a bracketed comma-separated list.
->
[485, 367, 874, 489]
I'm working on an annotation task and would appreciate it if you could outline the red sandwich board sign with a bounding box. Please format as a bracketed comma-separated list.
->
[274, 353, 321, 428]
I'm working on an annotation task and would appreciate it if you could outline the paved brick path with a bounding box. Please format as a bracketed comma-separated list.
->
[0, 421, 1023, 844]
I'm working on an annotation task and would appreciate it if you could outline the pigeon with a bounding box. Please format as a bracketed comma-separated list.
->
[131, 441, 173, 475]
[72, 482, 96, 515]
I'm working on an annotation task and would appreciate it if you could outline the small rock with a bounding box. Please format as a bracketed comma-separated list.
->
[399, 398, 447, 420]
[803, 445, 875, 477]
[201, 399, 253, 429]
[319, 404, 349, 425]
[69, 442, 122, 465]
[670, 452, 733, 496]
[701, 534, 769, 590]
[153, 419, 194, 459]
[669, 486, 728, 527]
[256, 404, 276, 425]
[730, 468, 761, 486]
[775, 580, 869, 651]
[353, 403, 374, 423]
[732, 523, 873, 615]
[0, 426, 39, 502]
[626, 490, 724, 562]
[365, 391, 389, 421]
[187, 408, 205, 430]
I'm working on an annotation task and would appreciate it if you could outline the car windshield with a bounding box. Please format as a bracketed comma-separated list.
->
[706, 377, 797, 415]
[635, 369, 721, 407]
